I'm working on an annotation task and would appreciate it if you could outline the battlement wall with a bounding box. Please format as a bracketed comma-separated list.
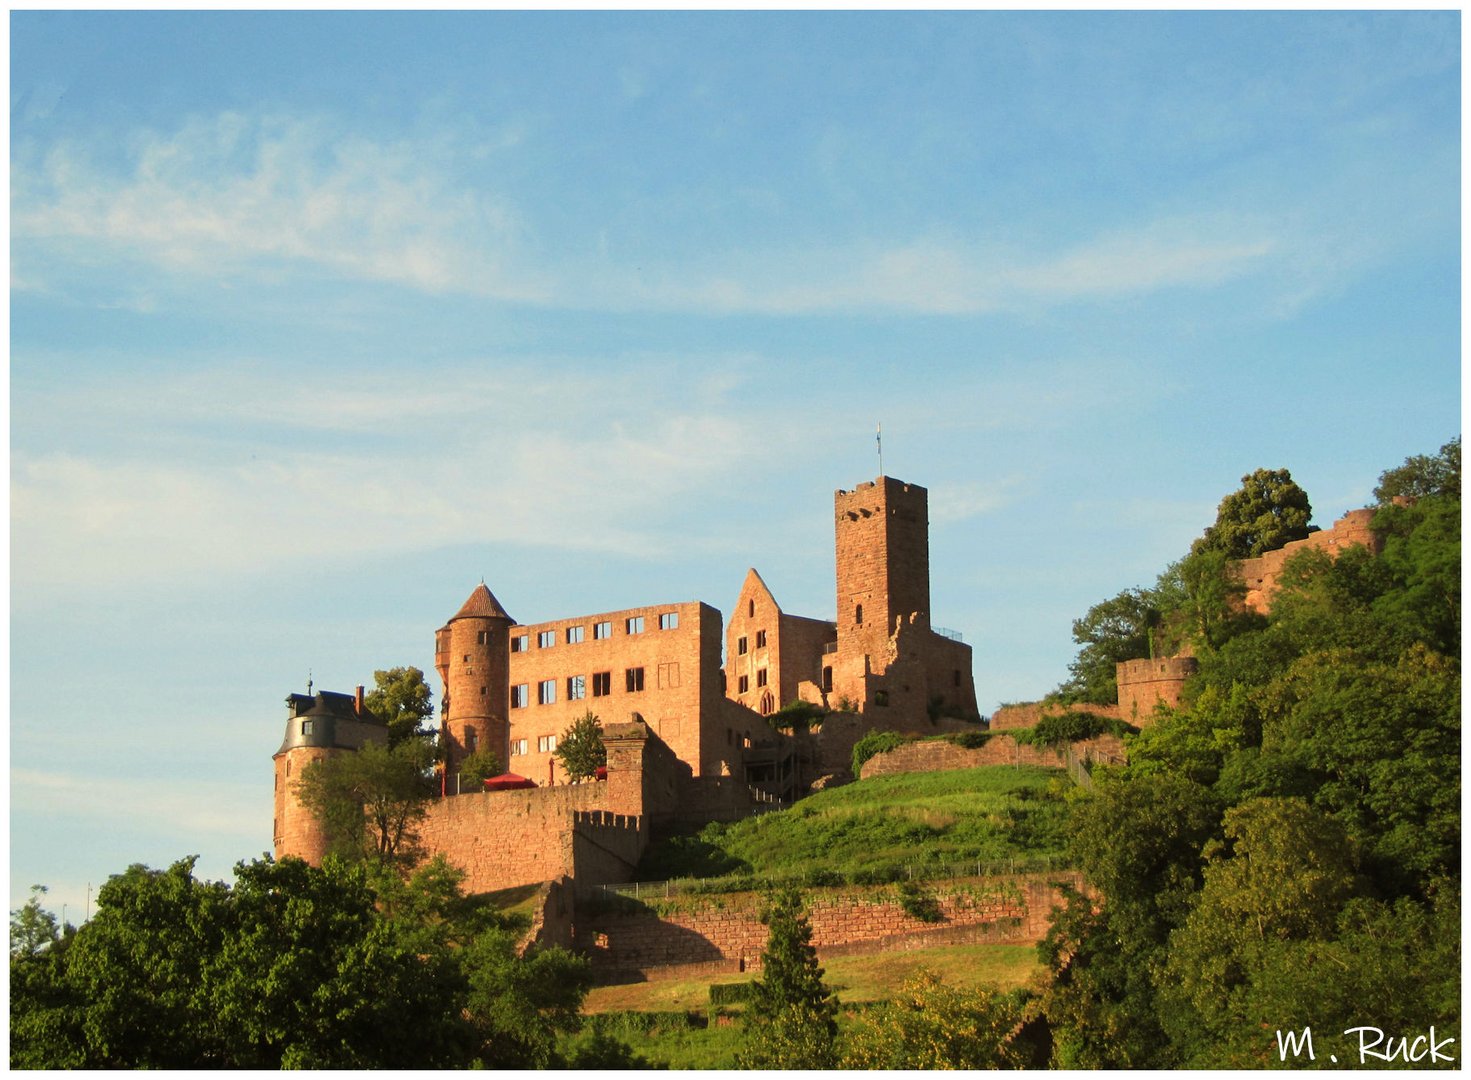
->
[1116, 656, 1199, 723]
[416, 782, 608, 894]
[1234, 508, 1384, 614]
[570, 810, 646, 893]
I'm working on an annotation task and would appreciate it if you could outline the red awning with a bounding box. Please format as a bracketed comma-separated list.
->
[482, 773, 537, 791]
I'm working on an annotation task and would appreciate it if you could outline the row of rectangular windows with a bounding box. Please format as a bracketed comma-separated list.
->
[510, 668, 643, 708]
[736, 669, 769, 693]
[508, 612, 679, 653]
[507, 736, 557, 756]
[735, 629, 768, 655]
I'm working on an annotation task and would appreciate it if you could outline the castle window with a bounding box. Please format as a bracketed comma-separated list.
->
[822, 666, 833, 692]
[592, 671, 611, 697]
[659, 612, 678, 630]
[463, 654, 470, 663]
[300, 720, 314, 736]
[625, 667, 645, 693]
[477, 630, 490, 645]
[749, 599, 755, 617]
[480, 685, 487, 697]
[757, 669, 768, 688]
[538, 679, 556, 705]
[466, 727, 478, 752]
[954, 670, 963, 687]
[594, 621, 612, 640]
[510, 738, 528, 756]
[566, 625, 585, 644]
[568, 674, 586, 700]
[538, 734, 558, 753]
[874, 690, 889, 707]
[626, 616, 645, 634]
[737, 636, 748, 655]
[756, 629, 767, 648]
[760, 692, 774, 715]
[537, 630, 556, 649]
[738, 675, 749, 693]
[511, 635, 528, 652]
[511, 684, 529, 709]
[855, 604, 864, 626]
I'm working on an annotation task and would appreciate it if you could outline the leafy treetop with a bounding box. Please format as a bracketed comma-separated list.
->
[1192, 467, 1312, 560]
[554, 711, 606, 781]
[1373, 435, 1460, 503]
[364, 666, 435, 746]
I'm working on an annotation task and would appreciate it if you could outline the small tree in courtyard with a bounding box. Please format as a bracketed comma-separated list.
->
[554, 711, 606, 782]
[736, 887, 838, 1069]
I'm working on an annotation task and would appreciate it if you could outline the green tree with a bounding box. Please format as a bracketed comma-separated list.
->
[364, 666, 435, 746]
[1040, 773, 1221, 1068]
[1373, 436, 1460, 503]
[1156, 798, 1364, 1066]
[1193, 467, 1312, 559]
[462, 927, 592, 1068]
[554, 710, 606, 781]
[737, 887, 838, 1069]
[457, 747, 505, 788]
[9, 854, 618, 1069]
[841, 971, 1031, 1068]
[296, 738, 438, 866]
[10, 885, 63, 958]
[1061, 588, 1160, 704]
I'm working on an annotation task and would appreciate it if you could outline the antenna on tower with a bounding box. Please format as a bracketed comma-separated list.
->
[307, 669, 313, 696]
[876, 422, 883, 477]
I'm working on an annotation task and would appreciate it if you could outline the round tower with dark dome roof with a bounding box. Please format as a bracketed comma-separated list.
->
[435, 583, 515, 783]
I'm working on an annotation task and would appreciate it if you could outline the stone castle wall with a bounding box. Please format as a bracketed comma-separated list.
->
[1116, 656, 1199, 722]
[1234, 508, 1383, 614]
[577, 872, 1083, 979]
[859, 733, 1126, 779]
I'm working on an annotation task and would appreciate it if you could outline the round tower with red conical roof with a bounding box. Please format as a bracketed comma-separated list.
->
[436, 583, 515, 784]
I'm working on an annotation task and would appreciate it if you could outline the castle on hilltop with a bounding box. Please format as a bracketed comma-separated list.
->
[271, 475, 1396, 962]
[274, 475, 981, 888]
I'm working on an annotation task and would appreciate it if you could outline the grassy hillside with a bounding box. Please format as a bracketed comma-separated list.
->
[574, 943, 1044, 1068]
[637, 764, 1072, 886]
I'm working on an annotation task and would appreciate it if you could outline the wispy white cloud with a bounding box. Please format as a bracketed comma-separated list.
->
[13, 112, 546, 300]
[14, 109, 1294, 318]
[12, 769, 264, 844]
[9, 362, 798, 596]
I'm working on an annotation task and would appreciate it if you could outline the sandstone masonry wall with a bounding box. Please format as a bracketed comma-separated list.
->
[579, 872, 1083, 979]
[1235, 508, 1383, 614]
[859, 733, 1126, 779]
[415, 783, 607, 895]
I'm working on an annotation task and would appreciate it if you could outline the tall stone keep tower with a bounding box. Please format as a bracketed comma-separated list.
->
[834, 476, 931, 660]
[436, 583, 515, 778]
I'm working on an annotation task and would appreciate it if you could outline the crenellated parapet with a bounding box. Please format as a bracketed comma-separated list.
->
[1116, 656, 1198, 723]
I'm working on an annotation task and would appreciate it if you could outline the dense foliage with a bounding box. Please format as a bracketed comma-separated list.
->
[295, 737, 438, 866]
[1042, 442, 1461, 1068]
[9, 855, 627, 1069]
[851, 727, 906, 776]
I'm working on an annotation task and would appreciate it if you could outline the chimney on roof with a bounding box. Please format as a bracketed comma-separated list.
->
[355, 685, 365, 715]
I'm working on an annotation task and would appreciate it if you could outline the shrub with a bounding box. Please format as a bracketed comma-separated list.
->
[947, 730, 992, 750]
[851, 730, 907, 777]
[768, 699, 825, 732]
[897, 879, 944, 923]
[709, 981, 757, 1006]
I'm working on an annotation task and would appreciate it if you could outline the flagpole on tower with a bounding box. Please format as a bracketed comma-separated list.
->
[876, 422, 883, 477]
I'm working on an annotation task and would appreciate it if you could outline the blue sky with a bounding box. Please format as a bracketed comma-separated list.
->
[9, 11, 1460, 917]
